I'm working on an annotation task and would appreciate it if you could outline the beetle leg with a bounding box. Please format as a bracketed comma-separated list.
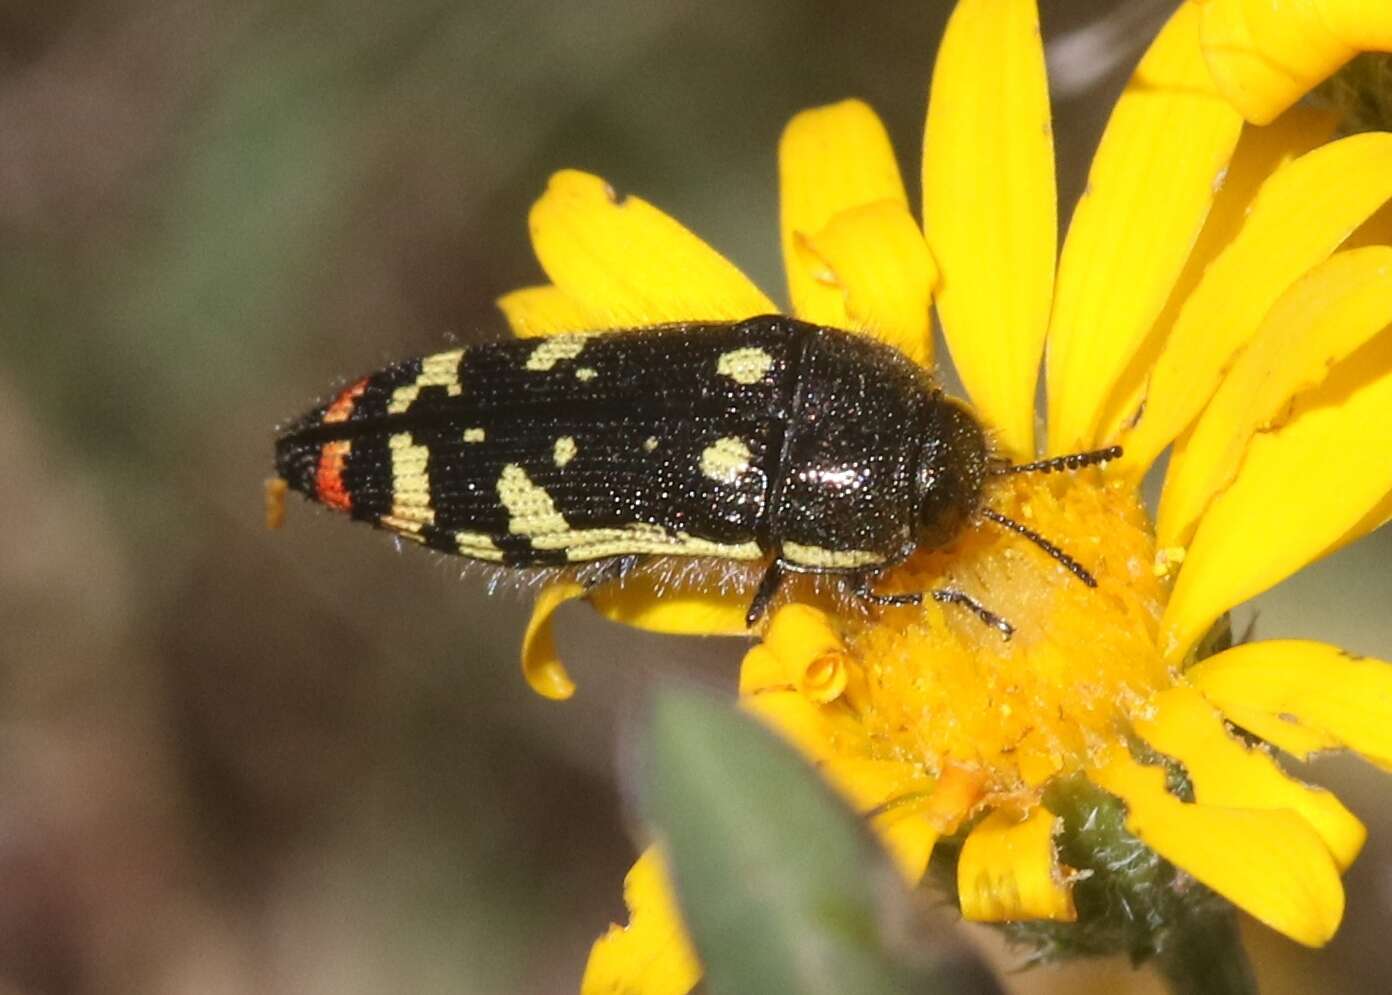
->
[745, 560, 787, 627]
[848, 571, 923, 607]
[930, 589, 1014, 640]
[848, 575, 1014, 641]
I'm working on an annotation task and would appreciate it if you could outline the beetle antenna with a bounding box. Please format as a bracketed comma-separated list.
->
[991, 445, 1122, 477]
[981, 508, 1098, 588]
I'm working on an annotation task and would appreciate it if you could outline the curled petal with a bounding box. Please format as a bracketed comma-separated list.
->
[521, 581, 585, 700]
[1136, 687, 1366, 868]
[588, 575, 751, 637]
[761, 603, 843, 678]
[1190, 640, 1392, 769]
[1047, 2, 1243, 454]
[744, 601, 866, 706]
[957, 806, 1076, 923]
[1200, 0, 1392, 125]
[1159, 246, 1392, 548]
[797, 200, 937, 366]
[1124, 131, 1392, 476]
[738, 645, 789, 696]
[529, 170, 775, 327]
[779, 100, 909, 328]
[1161, 328, 1392, 659]
[497, 284, 596, 337]
[581, 847, 700, 995]
[1090, 748, 1344, 948]
[924, 0, 1056, 458]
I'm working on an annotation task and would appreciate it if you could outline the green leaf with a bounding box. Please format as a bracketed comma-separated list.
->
[638, 687, 1000, 995]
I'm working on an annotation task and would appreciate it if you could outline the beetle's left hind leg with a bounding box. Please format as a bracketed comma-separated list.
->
[848, 573, 1014, 641]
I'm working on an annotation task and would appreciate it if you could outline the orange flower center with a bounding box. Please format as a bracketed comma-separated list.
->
[843, 475, 1172, 806]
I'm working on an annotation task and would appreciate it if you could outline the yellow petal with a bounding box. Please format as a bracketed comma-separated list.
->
[581, 847, 700, 995]
[497, 284, 598, 337]
[797, 200, 937, 366]
[1046, 3, 1244, 455]
[958, 806, 1076, 923]
[741, 690, 838, 763]
[778, 100, 908, 327]
[1136, 687, 1366, 869]
[1091, 104, 1338, 446]
[521, 581, 584, 700]
[868, 765, 984, 885]
[1090, 748, 1344, 947]
[1158, 246, 1392, 549]
[1324, 486, 1392, 559]
[588, 574, 751, 637]
[738, 645, 790, 696]
[1190, 640, 1392, 768]
[818, 755, 928, 814]
[737, 606, 863, 699]
[923, 0, 1056, 458]
[1161, 328, 1392, 659]
[1123, 131, 1392, 476]
[761, 603, 842, 671]
[872, 810, 939, 885]
[1199, 0, 1392, 125]
[529, 170, 776, 326]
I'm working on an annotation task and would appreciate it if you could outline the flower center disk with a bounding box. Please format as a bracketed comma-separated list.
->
[845, 476, 1170, 802]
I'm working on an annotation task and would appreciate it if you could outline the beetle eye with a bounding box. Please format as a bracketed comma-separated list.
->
[914, 400, 987, 551]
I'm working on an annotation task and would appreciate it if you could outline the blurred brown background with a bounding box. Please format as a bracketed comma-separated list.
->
[0, 1, 1389, 992]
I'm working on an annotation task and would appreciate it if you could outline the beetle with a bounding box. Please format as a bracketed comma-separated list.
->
[273, 314, 1118, 636]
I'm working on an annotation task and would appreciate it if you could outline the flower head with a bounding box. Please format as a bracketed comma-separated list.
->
[494, 0, 1392, 989]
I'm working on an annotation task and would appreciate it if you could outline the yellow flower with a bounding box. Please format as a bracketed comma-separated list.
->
[493, 0, 1392, 990]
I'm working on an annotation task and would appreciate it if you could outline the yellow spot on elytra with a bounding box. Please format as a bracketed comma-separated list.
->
[497, 464, 569, 536]
[525, 334, 586, 371]
[456, 531, 503, 560]
[575, 367, 597, 381]
[781, 541, 882, 569]
[388, 432, 435, 526]
[464, 427, 486, 443]
[389, 349, 464, 413]
[494, 465, 760, 561]
[717, 347, 774, 385]
[554, 436, 577, 467]
[700, 436, 752, 484]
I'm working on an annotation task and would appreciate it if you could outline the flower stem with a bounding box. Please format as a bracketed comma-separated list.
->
[1154, 906, 1256, 995]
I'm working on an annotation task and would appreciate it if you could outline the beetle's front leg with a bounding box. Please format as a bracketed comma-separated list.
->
[847, 572, 1014, 640]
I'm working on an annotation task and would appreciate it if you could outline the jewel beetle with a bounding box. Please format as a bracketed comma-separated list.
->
[273, 315, 1118, 636]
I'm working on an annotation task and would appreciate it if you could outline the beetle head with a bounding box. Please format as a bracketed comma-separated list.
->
[914, 397, 988, 551]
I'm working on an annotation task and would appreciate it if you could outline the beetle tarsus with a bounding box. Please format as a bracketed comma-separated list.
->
[849, 574, 1013, 640]
[746, 560, 787, 627]
[932, 589, 1014, 640]
[849, 572, 923, 607]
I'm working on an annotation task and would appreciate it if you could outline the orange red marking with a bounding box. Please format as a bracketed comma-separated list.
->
[315, 378, 369, 512]
[323, 378, 369, 424]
